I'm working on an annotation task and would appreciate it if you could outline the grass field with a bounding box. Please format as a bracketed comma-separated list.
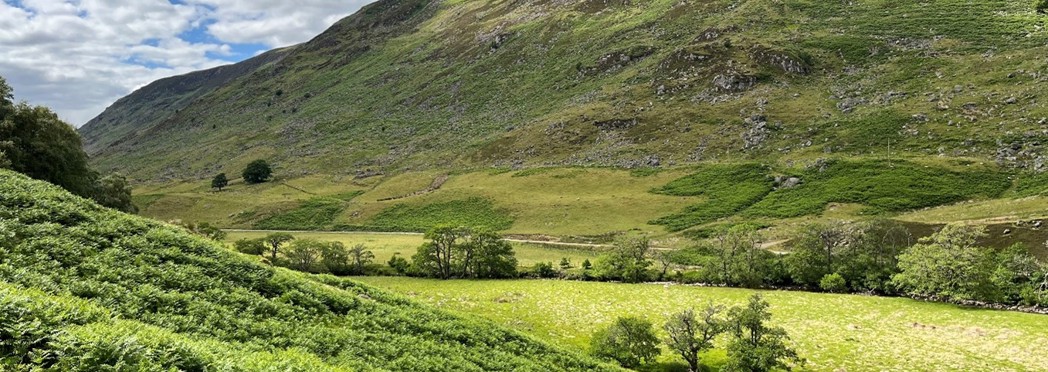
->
[137, 168, 701, 236]
[355, 277, 1048, 371]
[224, 231, 601, 267]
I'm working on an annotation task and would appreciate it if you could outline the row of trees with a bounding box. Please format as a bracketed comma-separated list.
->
[597, 221, 1047, 307]
[410, 226, 518, 279]
[0, 76, 135, 213]
[210, 159, 272, 191]
[592, 294, 800, 371]
[234, 233, 375, 275]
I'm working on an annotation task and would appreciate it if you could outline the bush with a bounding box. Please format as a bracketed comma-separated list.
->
[234, 238, 266, 255]
[530, 262, 558, 278]
[242, 159, 272, 184]
[590, 316, 660, 368]
[388, 254, 410, 274]
[819, 273, 847, 293]
[1038, 0, 1048, 14]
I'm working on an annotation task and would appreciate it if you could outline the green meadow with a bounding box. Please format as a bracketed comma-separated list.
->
[355, 277, 1048, 371]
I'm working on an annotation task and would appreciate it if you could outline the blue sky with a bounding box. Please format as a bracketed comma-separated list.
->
[0, 0, 374, 126]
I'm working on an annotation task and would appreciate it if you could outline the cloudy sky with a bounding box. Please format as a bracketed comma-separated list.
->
[0, 0, 375, 126]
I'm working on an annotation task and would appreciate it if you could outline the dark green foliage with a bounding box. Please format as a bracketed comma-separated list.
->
[0, 102, 95, 198]
[651, 164, 774, 232]
[255, 197, 346, 230]
[581, 259, 593, 270]
[590, 317, 660, 368]
[530, 262, 558, 279]
[747, 160, 1009, 218]
[1038, 0, 1048, 13]
[234, 238, 266, 255]
[242, 159, 272, 184]
[724, 294, 801, 372]
[0, 78, 133, 212]
[594, 237, 653, 283]
[0, 170, 615, 371]
[785, 220, 909, 292]
[369, 197, 513, 232]
[664, 304, 726, 372]
[387, 254, 410, 274]
[211, 173, 229, 191]
[411, 226, 517, 279]
[90, 173, 138, 213]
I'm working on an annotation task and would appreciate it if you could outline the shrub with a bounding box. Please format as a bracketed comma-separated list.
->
[590, 316, 660, 368]
[530, 262, 558, 278]
[1038, 0, 1048, 14]
[387, 254, 410, 274]
[234, 238, 266, 255]
[819, 273, 847, 293]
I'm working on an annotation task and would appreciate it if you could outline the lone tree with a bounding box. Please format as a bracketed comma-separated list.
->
[262, 232, 295, 261]
[665, 303, 727, 372]
[242, 159, 272, 184]
[724, 294, 801, 372]
[590, 316, 660, 368]
[211, 173, 229, 191]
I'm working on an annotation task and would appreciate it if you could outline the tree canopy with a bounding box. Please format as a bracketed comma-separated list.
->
[242, 159, 272, 184]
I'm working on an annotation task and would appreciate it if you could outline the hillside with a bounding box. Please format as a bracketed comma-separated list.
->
[0, 169, 614, 371]
[80, 0, 1048, 181]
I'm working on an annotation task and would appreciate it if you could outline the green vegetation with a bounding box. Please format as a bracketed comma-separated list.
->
[651, 164, 773, 232]
[255, 197, 347, 230]
[367, 197, 514, 232]
[409, 226, 517, 279]
[224, 231, 600, 267]
[211, 173, 228, 191]
[590, 316, 660, 368]
[0, 76, 134, 213]
[242, 159, 272, 184]
[355, 277, 1048, 371]
[0, 170, 612, 370]
[746, 160, 1010, 218]
[80, 0, 1048, 187]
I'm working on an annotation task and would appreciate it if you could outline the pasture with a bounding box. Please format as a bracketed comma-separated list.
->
[355, 277, 1048, 371]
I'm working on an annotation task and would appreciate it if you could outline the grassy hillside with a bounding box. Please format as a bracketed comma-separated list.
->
[357, 277, 1048, 371]
[81, 0, 1048, 181]
[0, 170, 615, 371]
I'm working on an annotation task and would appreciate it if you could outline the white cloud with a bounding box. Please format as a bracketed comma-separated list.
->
[0, 0, 374, 126]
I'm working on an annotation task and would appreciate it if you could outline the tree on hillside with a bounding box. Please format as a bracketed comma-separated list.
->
[665, 303, 727, 372]
[0, 76, 134, 212]
[262, 232, 295, 261]
[724, 294, 801, 372]
[211, 173, 229, 191]
[595, 236, 653, 283]
[242, 159, 272, 184]
[590, 316, 660, 368]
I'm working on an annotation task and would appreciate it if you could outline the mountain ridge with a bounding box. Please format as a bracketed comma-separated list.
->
[81, 0, 1048, 181]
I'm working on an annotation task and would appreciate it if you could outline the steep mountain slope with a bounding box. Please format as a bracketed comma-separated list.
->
[81, 48, 291, 155]
[0, 169, 615, 371]
[81, 0, 1048, 181]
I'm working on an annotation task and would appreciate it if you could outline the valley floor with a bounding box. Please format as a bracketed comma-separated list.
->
[355, 277, 1048, 371]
